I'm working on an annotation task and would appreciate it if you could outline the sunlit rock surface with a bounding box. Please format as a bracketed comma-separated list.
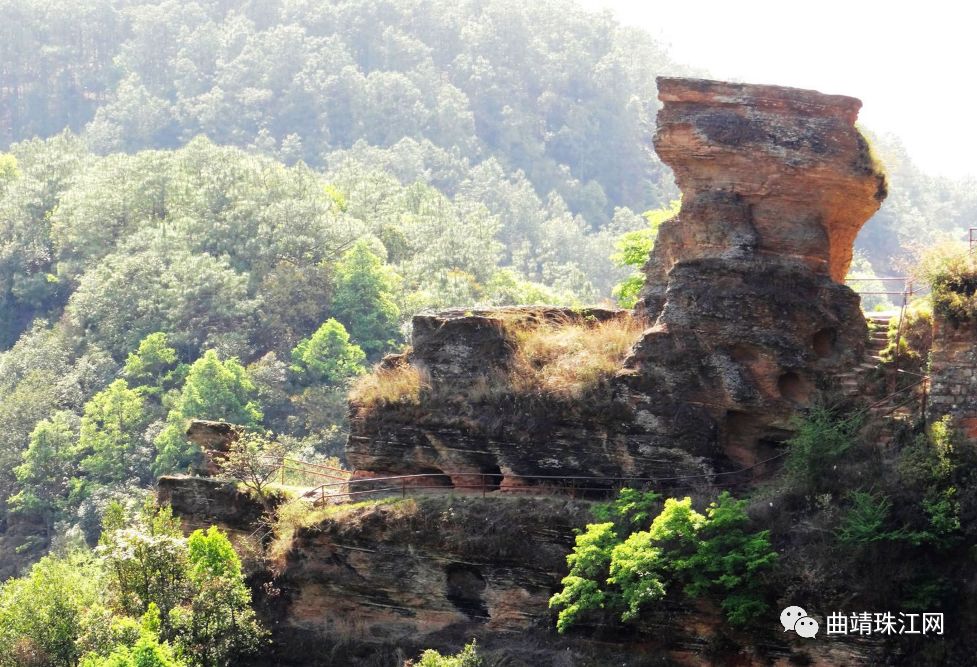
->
[348, 77, 886, 483]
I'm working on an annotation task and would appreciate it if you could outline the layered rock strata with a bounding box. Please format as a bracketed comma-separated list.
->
[348, 77, 886, 484]
[157, 480, 878, 666]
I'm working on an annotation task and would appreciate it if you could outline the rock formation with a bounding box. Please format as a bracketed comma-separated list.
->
[347, 77, 886, 483]
[158, 478, 879, 666]
[623, 77, 887, 467]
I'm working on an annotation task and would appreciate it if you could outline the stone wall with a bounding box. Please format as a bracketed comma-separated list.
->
[927, 317, 977, 438]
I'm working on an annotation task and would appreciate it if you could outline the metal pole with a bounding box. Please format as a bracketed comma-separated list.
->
[402, 478, 406, 499]
[481, 473, 486, 498]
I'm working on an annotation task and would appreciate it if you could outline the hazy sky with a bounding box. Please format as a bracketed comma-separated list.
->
[584, 0, 976, 179]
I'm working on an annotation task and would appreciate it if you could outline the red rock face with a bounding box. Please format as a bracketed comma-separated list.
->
[347, 77, 886, 483]
[624, 78, 885, 469]
[648, 78, 886, 289]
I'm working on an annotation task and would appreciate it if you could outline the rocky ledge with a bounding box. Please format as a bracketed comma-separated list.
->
[348, 77, 886, 485]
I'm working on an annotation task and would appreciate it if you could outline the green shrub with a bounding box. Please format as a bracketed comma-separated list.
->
[919, 244, 977, 325]
[881, 298, 933, 370]
[785, 406, 861, 497]
[550, 490, 777, 632]
[591, 487, 662, 527]
[836, 491, 909, 545]
[406, 641, 483, 667]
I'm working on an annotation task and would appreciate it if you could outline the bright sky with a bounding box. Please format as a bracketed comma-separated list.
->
[584, 0, 977, 179]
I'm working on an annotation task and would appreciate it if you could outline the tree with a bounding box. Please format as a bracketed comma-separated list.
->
[0, 552, 104, 667]
[0, 153, 20, 190]
[671, 493, 778, 626]
[171, 527, 267, 667]
[289, 318, 366, 385]
[80, 632, 185, 667]
[330, 240, 402, 357]
[97, 500, 189, 623]
[77, 380, 154, 485]
[217, 431, 288, 505]
[122, 332, 181, 390]
[550, 491, 777, 632]
[153, 351, 262, 475]
[8, 411, 79, 531]
[407, 641, 483, 667]
[610, 200, 678, 307]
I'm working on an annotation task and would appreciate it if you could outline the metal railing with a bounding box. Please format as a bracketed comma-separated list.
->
[845, 275, 915, 379]
[261, 456, 351, 488]
[300, 451, 790, 505]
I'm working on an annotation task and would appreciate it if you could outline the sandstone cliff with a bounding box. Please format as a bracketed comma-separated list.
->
[348, 76, 887, 485]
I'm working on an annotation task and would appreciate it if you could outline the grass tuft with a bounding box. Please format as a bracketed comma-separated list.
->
[508, 316, 644, 398]
[349, 363, 428, 412]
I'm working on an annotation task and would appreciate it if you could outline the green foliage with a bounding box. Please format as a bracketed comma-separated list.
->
[0, 499, 260, 667]
[0, 552, 104, 667]
[331, 240, 402, 357]
[880, 298, 933, 374]
[0, 153, 20, 187]
[290, 318, 366, 385]
[217, 431, 289, 502]
[123, 333, 181, 390]
[785, 406, 861, 497]
[548, 522, 617, 633]
[550, 491, 776, 632]
[837, 491, 912, 546]
[606, 531, 666, 621]
[77, 380, 153, 485]
[591, 487, 662, 527]
[97, 501, 189, 621]
[8, 411, 79, 524]
[672, 494, 777, 626]
[153, 351, 262, 475]
[408, 640, 483, 667]
[920, 243, 977, 325]
[80, 632, 185, 667]
[172, 528, 266, 667]
[610, 200, 678, 307]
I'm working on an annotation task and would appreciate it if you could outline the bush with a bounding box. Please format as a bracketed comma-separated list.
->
[549, 490, 776, 632]
[405, 641, 482, 667]
[919, 243, 977, 325]
[836, 491, 909, 545]
[880, 298, 933, 374]
[785, 406, 861, 497]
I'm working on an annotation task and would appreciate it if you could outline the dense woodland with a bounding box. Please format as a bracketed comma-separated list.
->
[1, 0, 977, 663]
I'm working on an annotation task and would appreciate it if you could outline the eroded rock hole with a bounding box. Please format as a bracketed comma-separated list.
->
[777, 371, 811, 404]
[482, 463, 503, 491]
[812, 328, 836, 358]
[445, 564, 488, 619]
[416, 466, 453, 489]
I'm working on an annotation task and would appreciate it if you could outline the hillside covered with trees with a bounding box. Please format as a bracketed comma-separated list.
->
[1, 0, 977, 663]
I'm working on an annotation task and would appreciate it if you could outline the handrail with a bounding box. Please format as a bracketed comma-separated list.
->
[303, 451, 789, 504]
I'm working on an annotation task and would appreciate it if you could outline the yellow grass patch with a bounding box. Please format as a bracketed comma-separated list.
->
[349, 362, 428, 411]
[508, 316, 644, 398]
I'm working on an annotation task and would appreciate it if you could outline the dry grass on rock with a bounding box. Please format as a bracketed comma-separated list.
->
[349, 363, 428, 412]
[508, 316, 644, 398]
[350, 313, 644, 414]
